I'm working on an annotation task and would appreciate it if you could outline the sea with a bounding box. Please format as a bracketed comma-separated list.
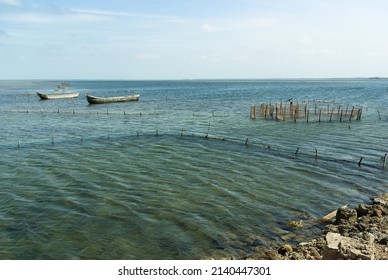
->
[0, 79, 387, 260]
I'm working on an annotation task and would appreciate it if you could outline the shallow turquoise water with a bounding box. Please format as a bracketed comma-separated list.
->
[0, 79, 387, 259]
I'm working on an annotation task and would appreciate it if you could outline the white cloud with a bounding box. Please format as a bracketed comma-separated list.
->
[71, 8, 180, 22]
[0, 0, 22, 6]
[1, 11, 105, 24]
[70, 9, 140, 18]
[202, 23, 220, 33]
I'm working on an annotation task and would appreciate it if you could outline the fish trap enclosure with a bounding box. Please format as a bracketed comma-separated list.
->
[250, 100, 363, 123]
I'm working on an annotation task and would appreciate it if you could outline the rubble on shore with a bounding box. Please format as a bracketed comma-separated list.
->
[242, 193, 388, 260]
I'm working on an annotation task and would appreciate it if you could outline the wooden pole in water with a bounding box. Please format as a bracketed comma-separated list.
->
[349, 107, 354, 121]
[358, 157, 363, 167]
[383, 153, 387, 169]
[294, 109, 297, 123]
[306, 109, 309, 123]
[275, 105, 278, 120]
[330, 108, 334, 122]
[319, 109, 322, 122]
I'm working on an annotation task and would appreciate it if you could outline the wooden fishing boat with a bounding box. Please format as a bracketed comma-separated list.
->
[86, 93, 140, 104]
[36, 91, 79, 100]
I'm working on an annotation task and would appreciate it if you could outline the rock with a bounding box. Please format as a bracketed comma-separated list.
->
[356, 222, 368, 231]
[237, 193, 388, 260]
[338, 224, 353, 236]
[324, 224, 339, 234]
[323, 232, 375, 260]
[308, 247, 322, 259]
[338, 233, 375, 260]
[336, 206, 357, 224]
[278, 244, 293, 255]
[322, 232, 344, 259]
[373, 193, 388, 206]
[378, 236, 388, 245]
[373, 208, 383, 218]
[289, 252, 304, 260]
[315, 237, 327, 250]
[253, 249, 284, 260]
[288, 220, 303, 228]
[373, 204, 388, 217]
[357, 204, 372, 217]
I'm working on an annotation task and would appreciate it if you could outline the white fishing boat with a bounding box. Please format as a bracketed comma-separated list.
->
[36, 91, 79, 100]
[36, 82, 79, 100]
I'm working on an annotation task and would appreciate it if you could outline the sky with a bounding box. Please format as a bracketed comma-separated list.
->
[0, 0, 387, 79]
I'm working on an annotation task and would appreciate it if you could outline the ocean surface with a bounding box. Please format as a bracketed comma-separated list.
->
[0, 79, 387, 259]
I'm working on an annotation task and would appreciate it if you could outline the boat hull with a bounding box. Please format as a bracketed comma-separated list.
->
[86, 94, 140, 104]
[37, 91, 79, 100]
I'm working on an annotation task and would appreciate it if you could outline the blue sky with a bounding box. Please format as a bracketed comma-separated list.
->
[0, 0, 387, 79]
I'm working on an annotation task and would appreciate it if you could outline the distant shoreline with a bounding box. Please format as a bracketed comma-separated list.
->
[1, 77, 388, 82]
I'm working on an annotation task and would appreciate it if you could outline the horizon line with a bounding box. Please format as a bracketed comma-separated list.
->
[1, 77, 388, 82]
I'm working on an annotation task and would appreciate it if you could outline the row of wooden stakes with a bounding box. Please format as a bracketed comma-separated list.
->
[250, 102, 362, 123]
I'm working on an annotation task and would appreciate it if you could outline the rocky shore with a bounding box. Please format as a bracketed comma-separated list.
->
[243, 193, 388, 260]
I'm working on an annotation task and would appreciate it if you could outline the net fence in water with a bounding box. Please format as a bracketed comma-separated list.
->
[250, 100, 362, 123]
